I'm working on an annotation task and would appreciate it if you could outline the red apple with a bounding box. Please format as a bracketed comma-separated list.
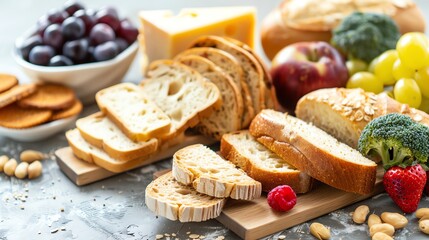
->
[270, 41, 348, 113]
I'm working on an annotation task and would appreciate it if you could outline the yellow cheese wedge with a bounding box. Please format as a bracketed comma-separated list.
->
[139, 7, 256, 63]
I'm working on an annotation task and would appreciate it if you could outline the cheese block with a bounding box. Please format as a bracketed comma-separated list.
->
[139, 7, 256, 63]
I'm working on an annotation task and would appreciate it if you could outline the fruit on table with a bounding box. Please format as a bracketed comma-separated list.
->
[267, 185, 297, 212]
[346, 72, 383, 94]
[393, 78, 421, 108]
[373, 50, 398, 85]
[16, 0, 138, 66]
[271, 41, 348, 112]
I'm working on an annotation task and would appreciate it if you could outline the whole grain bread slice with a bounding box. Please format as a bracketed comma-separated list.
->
[249, 109, 377, 195]
[220, 130, 313, 193]
[145, 171, 226, 222]
[172, 144, 262, 200]
[176, 55, 243, 139]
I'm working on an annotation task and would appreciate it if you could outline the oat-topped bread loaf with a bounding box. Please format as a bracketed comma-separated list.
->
[96, 83, 171, 142]
[145, 172, 226, 222]
[250, 109, 377, 195]
[221, 130, 313, 193]
[176, 55, 243, 139]
[172, 144, 262, 200]
[142, 60, 222, 140]
[295, 88, 429, 148]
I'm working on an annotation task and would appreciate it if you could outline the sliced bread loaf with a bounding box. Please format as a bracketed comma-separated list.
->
[172, 144, 262, 200]
[220, 130, 313, 193]
[145, 171, 226, 222]
[142, 60, 222, 140]
[249, 109, 377, 195]
[176, 55, 243, 139]
[95, 83, 171, 142]
[76, 112, 158, 162]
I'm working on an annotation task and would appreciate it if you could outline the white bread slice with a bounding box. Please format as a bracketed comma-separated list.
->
[145, 171, 226, 222]
[95, 83, 171, 142]
[220, 130, 313, 193]
[142, 60, 222, 140]
[172, 144, 262, 200]
[76, 112, 158, 162]
[176, 55, 243, 139]
[249, 109, 377, 195]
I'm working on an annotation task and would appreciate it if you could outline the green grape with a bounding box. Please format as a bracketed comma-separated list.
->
[393, 78, 422, 108]
[374, 50, 398, 85]
[346, 72, 384, 94]
[396, 32, 429, 70]
[392, 59, 415, 81]
[418, 96, 429, 113]
[346, 59, 368, 76]
[415, 66, 429, 98]
[368, 56, 378, 73]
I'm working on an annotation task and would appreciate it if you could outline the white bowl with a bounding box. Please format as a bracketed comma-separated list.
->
[0, 115, 78, 142]
[13, 37, 138, 104]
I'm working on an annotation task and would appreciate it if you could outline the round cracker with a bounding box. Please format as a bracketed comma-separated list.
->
[50, 99, 83, 121]
[0, 84, 37, 109]
[0, 103, 52, 128]
[18, 83, 76, 110]
[0, 73, 19, 93]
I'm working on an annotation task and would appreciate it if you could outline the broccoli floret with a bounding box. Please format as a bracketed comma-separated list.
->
[358, 113, 429, 169]
[331, 12, 400, 63]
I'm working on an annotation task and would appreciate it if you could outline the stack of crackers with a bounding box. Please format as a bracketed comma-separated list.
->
[0, 73, 82, 129]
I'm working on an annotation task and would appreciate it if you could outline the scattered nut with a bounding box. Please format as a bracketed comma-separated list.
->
[416, 208, 429, 219]
[4, 159, 17, 176]
[310, 222, 330, 240]
[372, 232, 394, 240]
[352, 205, 369, 224]
[419, 219, 429, 234]
[369, 223, 395, 237]
[0, 155, 8, 172]
[20, 150, 45, 163]
[14, 162, 29, 179]
[380, 212, 408, 229]
[420, 214, 429, 222]
[368, 214, 382, 228]
[28, 161, 42, 179]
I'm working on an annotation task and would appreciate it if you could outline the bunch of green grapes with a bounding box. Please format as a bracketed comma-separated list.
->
[346, 32, 429, 110]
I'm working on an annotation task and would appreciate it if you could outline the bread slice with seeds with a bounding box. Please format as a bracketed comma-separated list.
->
[145, 171, 226, 222]
[220, 130, 313, 193]
[172, 144, 262, 200]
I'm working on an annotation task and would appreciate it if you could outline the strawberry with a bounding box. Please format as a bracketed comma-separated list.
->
[383, 164, 427, 213]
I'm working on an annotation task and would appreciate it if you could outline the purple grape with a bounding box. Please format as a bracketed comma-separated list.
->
[17, 35, 43, 60]
[49, 55, 74, 66]
[89, 23, 115, 45]
[97, 6, 118, 18]
[117, 19, 138, 44]
[93, 41, 119, 61]
[43, 24, 64, 50]
[63, 38, 88, 62]
[61, 16, 85, 40]
[37, 15, 51, 37]
[29, 45, 56, 65]
[73, 9, 95, 35]
[95, 8, 120, 31]
[114, 38, 128, 53]
[47, 9, 69, 24]
[63, 0, 84, 15]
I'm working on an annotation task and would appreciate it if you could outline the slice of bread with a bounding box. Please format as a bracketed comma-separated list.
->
[172, 144, 262, 200]
[145, 171, 226, 222]
[177, 55, 243, 139]
[142, 60, 222, 140]
[76, 112, 158, 162]
[220, 130, 313, 193]
[249, 109, 377, 195]
[175, 47, 255, 128]
[96, 83, 171, 142]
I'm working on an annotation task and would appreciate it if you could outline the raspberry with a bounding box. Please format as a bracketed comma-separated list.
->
[267, 185, 297, 211]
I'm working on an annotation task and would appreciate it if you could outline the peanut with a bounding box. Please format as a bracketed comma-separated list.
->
[420, 214, 429, 222]
[419, 219, 429, 234]
[372, 232, 394, 240]
[20, 150, 45, 163]
[28, 161, 42, 179]
[14, 162, 29, 179]
[369, 223, 395, 237]
[309, 222, 330, 240]
[352, 205, 370, 224]
[4, 159, 17, 176]
[416, 208, 429, 219]
[380, 212, 408, 229]
[368, 214, 382, 228]
[0, 155, 8, 172]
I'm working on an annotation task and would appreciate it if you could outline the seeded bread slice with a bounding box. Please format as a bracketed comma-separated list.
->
[220, 130, 313, 193]
[145, 171, 226, 222]
[177, 55, 243, 139]
[76, 112, 158, 162]
[172, 144, 262, 200]
[142, 60, 222, 140]
[249, 109, 377, 195]
[95, 83, 171, 142]
[175, 47, 255, 128]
